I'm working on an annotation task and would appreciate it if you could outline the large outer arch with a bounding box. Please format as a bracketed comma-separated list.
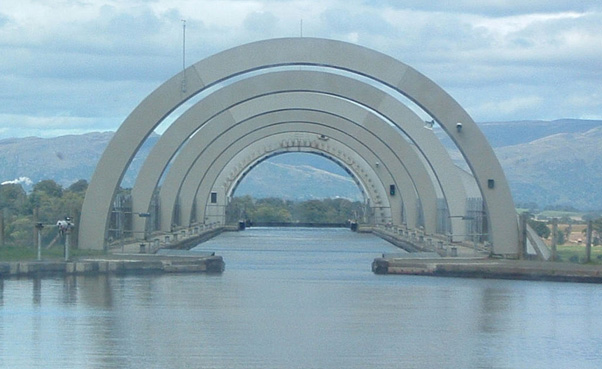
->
[80, 37, 518, 255]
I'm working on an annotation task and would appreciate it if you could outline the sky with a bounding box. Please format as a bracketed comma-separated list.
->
[0, 0, 600, 139]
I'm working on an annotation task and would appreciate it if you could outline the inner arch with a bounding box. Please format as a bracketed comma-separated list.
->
[231, 152, 366, 202]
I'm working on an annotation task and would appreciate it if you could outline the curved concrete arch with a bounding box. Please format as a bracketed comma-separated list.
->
[161, 115, 417, 232]
[192, 126, 395, 225]
[130, 71, 463, 238]
[157, 103, 439, 236]
[81, 37, 517, 255]
[223, 147, 367, 201]
[178, 117, 426, 230]
[204, 134, 387, 225]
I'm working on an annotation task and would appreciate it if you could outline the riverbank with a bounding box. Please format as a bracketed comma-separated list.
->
[372, 256, 602, 283]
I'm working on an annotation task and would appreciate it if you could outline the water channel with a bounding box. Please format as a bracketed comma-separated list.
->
[1, 227, 601, 368]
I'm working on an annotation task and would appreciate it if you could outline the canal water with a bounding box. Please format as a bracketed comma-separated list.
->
[1, 227, 602, 368]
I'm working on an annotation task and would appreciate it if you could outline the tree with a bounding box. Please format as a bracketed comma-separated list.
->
[33, 179, 63, 198]
[67, 179, 88, 193]
[0, 183, 27, 214]
[555, 230, 566, 245]
[528, 218, 551, 239]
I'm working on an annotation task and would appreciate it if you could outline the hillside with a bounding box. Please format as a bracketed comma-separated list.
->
[0, 119, 601, 209]
[496, 126, 602, 209]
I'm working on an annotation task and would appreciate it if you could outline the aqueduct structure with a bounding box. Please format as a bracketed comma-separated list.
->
[79, 37, 521, 257]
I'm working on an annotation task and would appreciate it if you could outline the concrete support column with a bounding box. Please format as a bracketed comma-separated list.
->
[586, 220, 593, 263]
[551, 218, 558, 262]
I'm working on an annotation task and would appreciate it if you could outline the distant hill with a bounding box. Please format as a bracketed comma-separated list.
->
[496, 126, 602, 209]
[0, 132, 159, 190]
[478, 119, 602, 147]
[1, 119, 601, 210]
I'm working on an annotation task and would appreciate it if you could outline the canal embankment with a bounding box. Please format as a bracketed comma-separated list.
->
[0, 225, 230, 279]
[0, 253, 225, 279]
[372, 256, 602, 283]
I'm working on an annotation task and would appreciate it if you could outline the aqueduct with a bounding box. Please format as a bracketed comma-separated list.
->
[79, 37, 520, 257]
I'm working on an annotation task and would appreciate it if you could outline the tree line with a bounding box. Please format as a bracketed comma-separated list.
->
[2, 178, 599, 248]
[0, 180, 364, 248]
[226, 195, 364, 225]
[0, 179, 88, 248]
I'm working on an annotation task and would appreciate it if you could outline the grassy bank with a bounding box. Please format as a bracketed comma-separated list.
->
[555, 244, 602, 264]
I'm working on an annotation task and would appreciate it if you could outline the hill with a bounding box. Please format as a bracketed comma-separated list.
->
[0, 119, 601, 210]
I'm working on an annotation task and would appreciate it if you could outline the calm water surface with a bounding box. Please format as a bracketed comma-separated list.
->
[1, 228, 602, 368]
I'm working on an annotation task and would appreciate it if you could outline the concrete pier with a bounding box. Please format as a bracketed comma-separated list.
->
[0, 254, 224, 279]
[372, 257, 602, 283]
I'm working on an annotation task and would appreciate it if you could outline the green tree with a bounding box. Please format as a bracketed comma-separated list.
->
[33, 179, 63, 198]
[555, 230, 566, 245]
[0, 183, 28, 214]
[67, 179, 88, 193]
[528, 219, 551, 239]
[4, 216, 33, 246]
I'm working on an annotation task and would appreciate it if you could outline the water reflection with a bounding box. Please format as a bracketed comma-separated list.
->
[32, 278, 42, 305]
[1, 229, 602, 368]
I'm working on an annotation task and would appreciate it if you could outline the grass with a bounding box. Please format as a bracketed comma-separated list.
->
[555, 244, 602, 264]
[0, 244, 105, 262]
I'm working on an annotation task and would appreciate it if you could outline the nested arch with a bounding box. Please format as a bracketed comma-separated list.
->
[80, 37, 518, 255]
[130, 71, 464, 238]
[204, 135, 388, 225]
[226, 150, 367, 202]
[157, 108, 438, 235]
[165, 119, 411, 231]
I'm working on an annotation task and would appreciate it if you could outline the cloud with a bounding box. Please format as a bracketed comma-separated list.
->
[244, 11, 279, 34]
[0, 0, 600, 139]
[1, 176, 33, 186]
[363, 0, 599, 16]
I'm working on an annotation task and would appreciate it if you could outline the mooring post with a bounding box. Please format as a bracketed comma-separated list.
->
[585, 220, 593, 263]
[551, 218, 558, 262]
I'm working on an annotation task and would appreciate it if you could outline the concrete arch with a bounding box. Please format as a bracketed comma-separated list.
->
[203, 133, 389, 225]
[130, 71, 463, 238]
[161, 116, 417, 231]
[81, 37, 517, 255]
[223, 147, 367, 201]
[175, 117, 425, 230]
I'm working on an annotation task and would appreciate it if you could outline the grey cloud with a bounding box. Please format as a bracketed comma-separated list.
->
[0, 13, 8, 27]
[244, 11, 279, 33]
[363, 0, 598, 16]
[320, 7, 394, 35]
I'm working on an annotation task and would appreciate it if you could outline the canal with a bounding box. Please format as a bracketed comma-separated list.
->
[1, 227, 601, 368]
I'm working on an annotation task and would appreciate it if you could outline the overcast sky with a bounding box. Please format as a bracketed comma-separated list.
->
[0, 0, 600, 139]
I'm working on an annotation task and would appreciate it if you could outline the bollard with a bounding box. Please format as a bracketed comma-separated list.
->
[139, 243, 146, 254]
[450, 247, 458, 257]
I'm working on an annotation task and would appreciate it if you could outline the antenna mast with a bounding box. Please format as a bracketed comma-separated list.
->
[181, 19, 187, 93]
[182, 19, 186, 71]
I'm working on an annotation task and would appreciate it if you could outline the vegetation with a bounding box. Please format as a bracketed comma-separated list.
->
[555, 245, 602, 264]
[226, 195, 363, 224]
[3, 177, 601, 263]
[1, 180, 363, 260]
[1, 179, 88, 260]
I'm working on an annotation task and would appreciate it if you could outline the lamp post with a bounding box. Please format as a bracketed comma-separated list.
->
[35, 222, 44, 261]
